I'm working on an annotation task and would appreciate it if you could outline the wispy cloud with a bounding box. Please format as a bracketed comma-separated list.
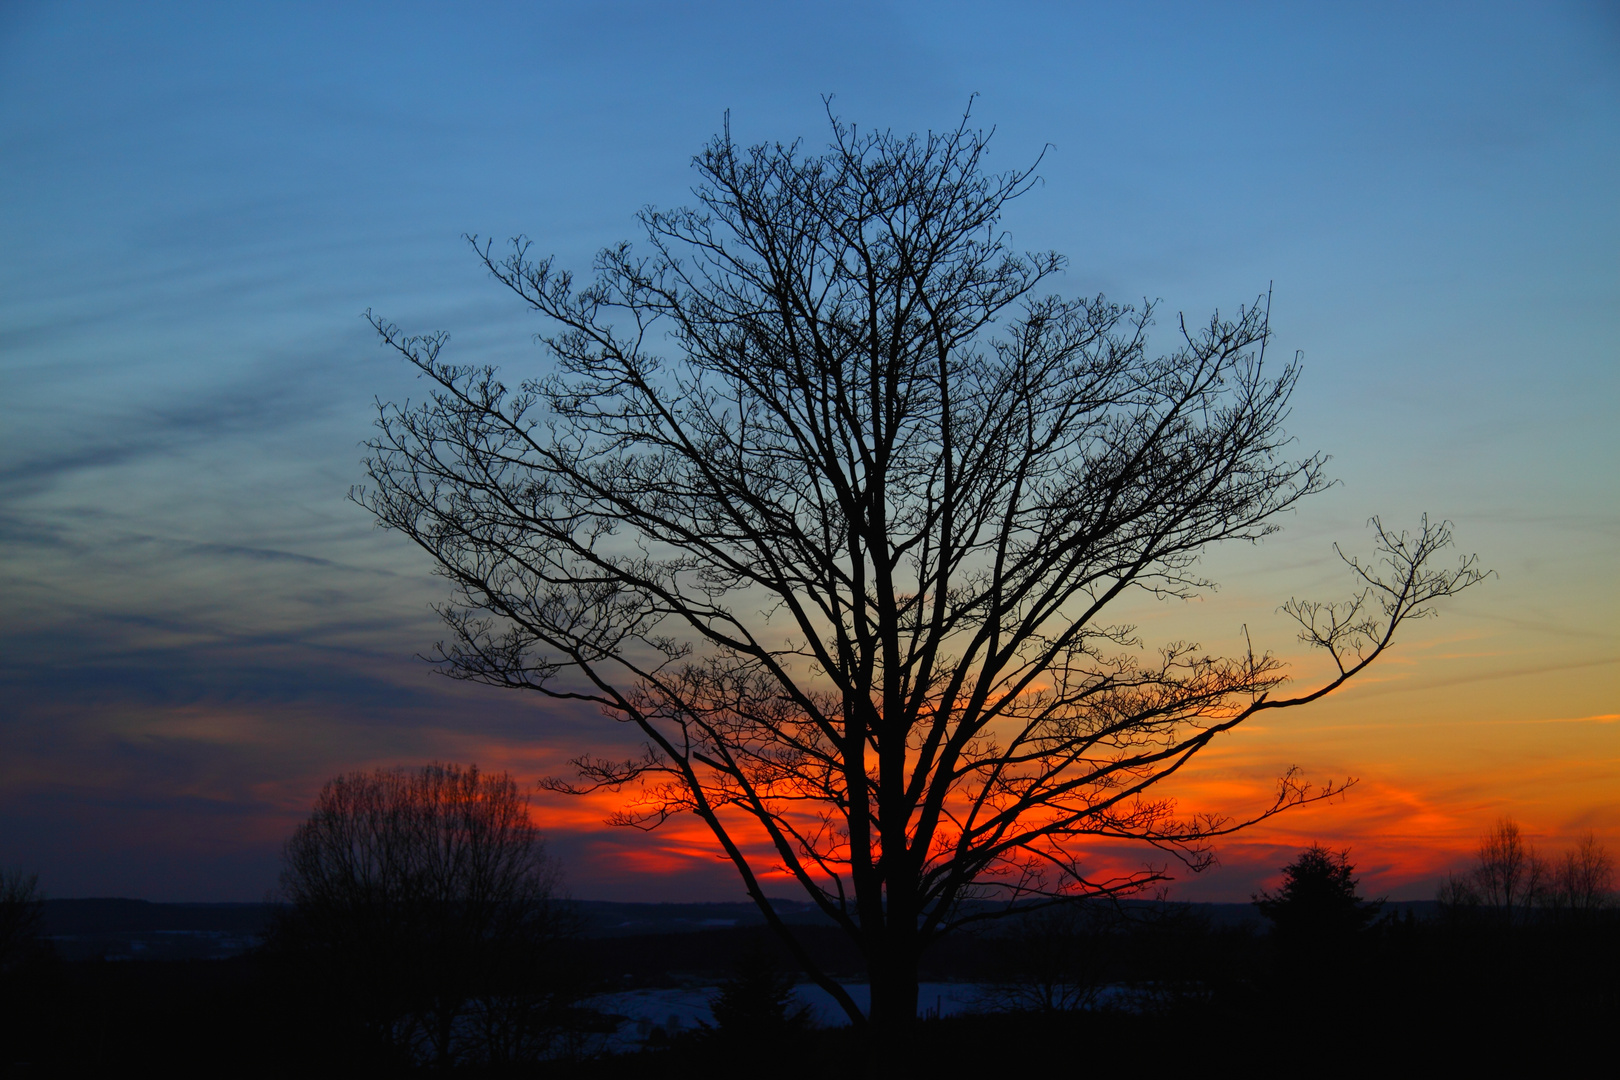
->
[1345, 655, 1620, 698]
[0, 359, 345, 501]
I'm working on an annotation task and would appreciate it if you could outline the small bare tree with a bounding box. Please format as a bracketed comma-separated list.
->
[0, 868, 51, 1065]
[357, 104, 1486, 1034]
[1548, 832, 1613, 918]
[0, 868, 45, 976]
[1436, 871, 1482, 923]
[1471, 818, 1546, 923]
[275, 764, 577, 1068]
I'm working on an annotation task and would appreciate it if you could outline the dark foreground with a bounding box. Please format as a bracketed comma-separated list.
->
[2, 907, 1615, 1075]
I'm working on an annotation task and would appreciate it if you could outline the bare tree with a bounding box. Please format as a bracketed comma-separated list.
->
[1548, 832, 1613, 918]
[0, 868, 51, 1065]
[1436, 871, 1482, 924]
[1471, 817, 1546, 924]
[356, 104, 1486, 1034]
[274, 763, 577, 1068]
[0, 868, 45, 976]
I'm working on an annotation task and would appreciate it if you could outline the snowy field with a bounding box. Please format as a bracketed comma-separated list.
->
[585, 982, 986, 1051]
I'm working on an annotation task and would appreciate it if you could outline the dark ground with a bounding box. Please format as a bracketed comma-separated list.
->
[1, 900, 1612, 1075]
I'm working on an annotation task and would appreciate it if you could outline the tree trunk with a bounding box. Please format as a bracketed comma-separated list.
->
[866, 938, 920, 1037]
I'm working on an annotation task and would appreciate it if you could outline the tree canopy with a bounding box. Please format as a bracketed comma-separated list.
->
[357, 104, 1485, 1032]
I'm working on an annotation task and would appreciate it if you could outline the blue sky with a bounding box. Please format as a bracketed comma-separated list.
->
[2, 1, 1616, 900]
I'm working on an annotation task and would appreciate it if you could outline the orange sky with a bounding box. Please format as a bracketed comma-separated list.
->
[447, 521, 1619, 904]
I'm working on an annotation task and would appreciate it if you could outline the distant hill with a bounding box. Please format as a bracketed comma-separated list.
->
[574, 898, 833, 935]
[42, 899, 275, 961]
[38, 896, 1440, 962]
[43, 898, 275, 935]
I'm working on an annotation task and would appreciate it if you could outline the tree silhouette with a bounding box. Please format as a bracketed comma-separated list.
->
[1254, 844, 1382, 941]
[0, 868, 53, 1066]
[1550, 832, 1614, 919]
[272, 763, 578, 1068]
[707, 940, 813, 1045]
[1471, 817, 1545, 924]
[0, 868, 44, 977]
[357, 103, 1487, 1035]
[1447, 821, 1613, 924]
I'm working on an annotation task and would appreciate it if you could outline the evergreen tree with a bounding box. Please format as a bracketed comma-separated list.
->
[1254, 844, 1382, 941]
[708, 943, 813, 1043]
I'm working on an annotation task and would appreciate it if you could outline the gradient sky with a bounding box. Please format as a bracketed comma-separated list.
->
[2, 1, 1616, 903]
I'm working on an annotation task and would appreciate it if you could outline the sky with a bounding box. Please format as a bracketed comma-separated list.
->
[1, 1, 1616, 904]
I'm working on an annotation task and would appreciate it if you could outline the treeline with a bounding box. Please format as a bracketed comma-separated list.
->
[1438, 817, 1613, 923]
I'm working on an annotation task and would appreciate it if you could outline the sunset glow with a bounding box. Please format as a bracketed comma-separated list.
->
[1, 3, 1614, 907]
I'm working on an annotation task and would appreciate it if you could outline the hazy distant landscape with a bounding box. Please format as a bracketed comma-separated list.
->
[35, 895, 1450, 962]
